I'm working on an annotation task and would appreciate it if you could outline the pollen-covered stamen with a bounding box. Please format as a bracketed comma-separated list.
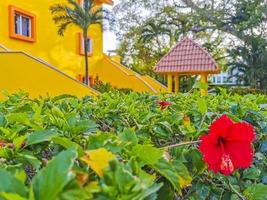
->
[220, 154, 234, 175]
[217, 137, 234, 175]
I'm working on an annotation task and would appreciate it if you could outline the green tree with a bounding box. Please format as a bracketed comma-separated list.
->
[114, 0, 267, 89]
[229, 36, 267, 89]
[113, 2, 194, 79]
[182, 0, 267, 89]
[50, 0, 106, 86]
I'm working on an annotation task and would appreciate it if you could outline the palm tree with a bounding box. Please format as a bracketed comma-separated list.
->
[139, 20, 171, 49]
[50, 0, 106, 86]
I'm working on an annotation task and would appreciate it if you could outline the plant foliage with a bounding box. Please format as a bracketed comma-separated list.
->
[0, 90, 266, 199]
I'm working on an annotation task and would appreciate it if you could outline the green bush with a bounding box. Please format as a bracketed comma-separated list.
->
[0, 90, 266, 200]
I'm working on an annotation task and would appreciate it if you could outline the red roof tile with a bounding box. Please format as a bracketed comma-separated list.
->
[154, 38, 220, 74]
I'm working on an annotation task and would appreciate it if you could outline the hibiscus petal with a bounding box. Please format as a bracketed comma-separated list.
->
[209, 114, 234, 137]
[226, 122, 255, 142]
[225, 141, 254, 169]
[199, 135, 222, 172]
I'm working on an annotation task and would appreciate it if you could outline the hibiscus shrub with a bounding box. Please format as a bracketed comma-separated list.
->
[0, 90, 266, 200]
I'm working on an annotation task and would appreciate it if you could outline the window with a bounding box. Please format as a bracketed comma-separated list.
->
[9, 6, 36, 42]
[217, 76, 222, 84]
[223, 76, 227, 83]
[79, 33, 93, 56]
[15, 14, 31, 37]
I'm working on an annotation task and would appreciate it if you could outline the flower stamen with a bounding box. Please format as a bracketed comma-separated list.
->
[220, 154, 234, 175]
[217, 137, 234, 175]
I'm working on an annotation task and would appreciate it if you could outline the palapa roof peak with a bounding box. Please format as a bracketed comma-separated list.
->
[154, 37, 220, 74]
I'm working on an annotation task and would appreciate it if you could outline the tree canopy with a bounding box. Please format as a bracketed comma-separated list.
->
[113, 0, 267, 89]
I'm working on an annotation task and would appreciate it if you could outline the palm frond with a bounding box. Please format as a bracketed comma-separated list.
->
[50, 4, 66, 14]
[58, 21, 72, 36]
[50, 0, 110, 36]
[52, 15, 72, 24]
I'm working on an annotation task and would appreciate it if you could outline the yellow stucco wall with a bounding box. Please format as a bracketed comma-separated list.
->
[0, 52, 98, 99]
[141, 75, 167, 93]
[0, 0, 103, 78]
[0, 0, 166, 94]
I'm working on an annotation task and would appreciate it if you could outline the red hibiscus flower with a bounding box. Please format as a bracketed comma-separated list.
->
[157, 100, 172, 110]
[0, 140, 7, 148]
[199, 114, 255, 176]
[0, 140, 15, 149]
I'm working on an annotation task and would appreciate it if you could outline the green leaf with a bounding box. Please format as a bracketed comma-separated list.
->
[196, 183, 210, 200]
[13, 136, 26, 150]
[197, 98, 207, 115]
[26, 130, 58, 146]
[68, 119, 98, 135]
[17, 151, 41, 170]
[0, 170, 27, 198]
[193, 81, 208, 90]
[14, 170, 27, 185]
[52, 107, 64, 118]
[87, 132, 121, 153]
[157, 180, 175, 200]
[184, 149, 206, 175]
[32, 149, 78, 200]
[138, 183, 163, 200]
[0, 113, 7, 127]
[52, 136, 84, 157]
[51, 94, 76, 102]
[173, 160, 192, 188]
[242, 168, 261, 180]
[260, 141, 267, 153]
[132, 144, 163, 165]
[0, 193, 26, 200]
[6, 113, 31, 126]
[118, 128, 138, 145]
[244, 184, 267, 200]
[58, 181, 88, 200]
[151, 159, 181, 192]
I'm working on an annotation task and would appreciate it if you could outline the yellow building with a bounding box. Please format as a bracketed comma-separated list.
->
[0, 0, 166, 98]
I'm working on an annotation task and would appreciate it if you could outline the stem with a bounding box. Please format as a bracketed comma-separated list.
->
[198, 113, 206, 131]
[160, 140, 200, 149]
[227, 181, 247, 200]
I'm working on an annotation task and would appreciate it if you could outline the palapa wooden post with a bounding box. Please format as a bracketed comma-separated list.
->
[200, 73, 208, 96]
[167, 74, 173, 93]
[174, 75, 179, 94]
